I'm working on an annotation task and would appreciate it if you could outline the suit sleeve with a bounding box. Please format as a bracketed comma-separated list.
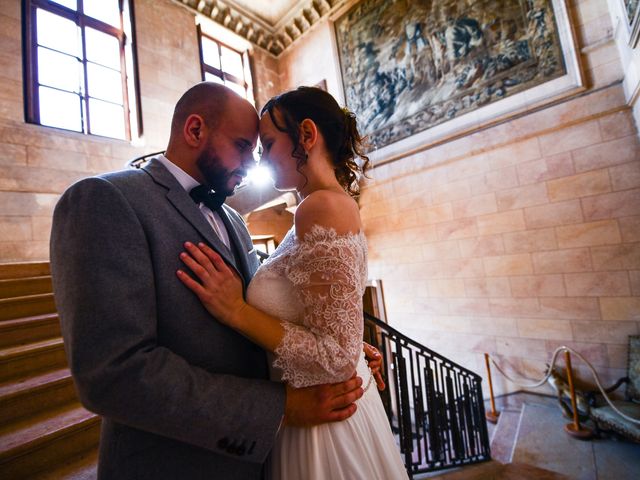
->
[50, 177, 285, 463]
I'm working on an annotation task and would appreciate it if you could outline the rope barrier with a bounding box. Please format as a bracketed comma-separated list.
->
[487, 346, 640, 425]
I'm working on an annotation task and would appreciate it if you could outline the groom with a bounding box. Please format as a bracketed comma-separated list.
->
[50, 82, 365, 479]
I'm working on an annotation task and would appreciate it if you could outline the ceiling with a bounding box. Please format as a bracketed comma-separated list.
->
[225, 0, 307, 27]
[173, 0, 345, 56]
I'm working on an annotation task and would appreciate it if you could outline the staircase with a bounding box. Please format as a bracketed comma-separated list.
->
[0, 262, 99, 479]
[8, 263, 637, 479]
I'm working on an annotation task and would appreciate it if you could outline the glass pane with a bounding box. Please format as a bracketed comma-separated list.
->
[205, 72, 224, 84]
[201, 37, 221, 70]
[202, 37, 220, 70]
[37, 9, 80, 56]
[87, 62, 123, 104]
[246, 86, 255, 105]
[242, 52, 255, 105]
[50, 0, 77, 9]
[38, 47, 83, 93]
[122, 0, 133, 38]
[85, 28, 121, 70]
[225, 80, 246, 98]
[39, 86, 83, 132]
[220, 46, 243, 80]
[89, 98, 125, 139]
[84, 0, 121, 28]
[243, 51, 253, 85]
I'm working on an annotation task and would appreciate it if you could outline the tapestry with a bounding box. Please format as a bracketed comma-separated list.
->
[335, 0, 568, 150]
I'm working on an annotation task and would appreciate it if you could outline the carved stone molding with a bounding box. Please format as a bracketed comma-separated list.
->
[174, 0, 342, 56]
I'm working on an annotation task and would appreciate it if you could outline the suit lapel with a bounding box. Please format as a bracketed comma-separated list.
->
[142, 159, 242, 280]
[217, 207, 251, 282]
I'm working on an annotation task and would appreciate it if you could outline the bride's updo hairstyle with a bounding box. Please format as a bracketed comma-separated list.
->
[260, 86, 369, 197]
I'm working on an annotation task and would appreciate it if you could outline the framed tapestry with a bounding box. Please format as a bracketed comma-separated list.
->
[334, 0, 584, 159]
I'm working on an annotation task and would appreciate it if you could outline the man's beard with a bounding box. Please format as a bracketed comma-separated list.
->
[195, 149, 246, 197]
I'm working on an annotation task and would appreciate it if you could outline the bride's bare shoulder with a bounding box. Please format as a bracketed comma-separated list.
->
[294, 189, 361, 238]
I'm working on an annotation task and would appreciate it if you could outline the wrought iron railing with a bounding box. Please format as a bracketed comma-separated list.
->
[364, 312, 491, 477]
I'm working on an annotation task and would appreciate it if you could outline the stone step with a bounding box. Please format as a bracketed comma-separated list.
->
[0, 368, 76, 426]
[0, 338, 67, 383]
[0, 314, 61, 348]
[0, 403, 100, 479]
[0, 294, 57, 322]
[0, 276, 52, 299]
[489, 409, 522, 464]
[0, 262, 50, 281]
[31, 448, 98, 480]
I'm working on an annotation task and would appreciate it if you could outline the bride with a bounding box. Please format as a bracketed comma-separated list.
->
[178, 86, 408, 479]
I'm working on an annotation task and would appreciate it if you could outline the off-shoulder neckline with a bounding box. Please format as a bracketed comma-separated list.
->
[291, 223, 365, 244]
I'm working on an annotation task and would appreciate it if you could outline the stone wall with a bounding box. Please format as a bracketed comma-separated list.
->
[246, 205, 294, 245]
[251, 48, 280, 111]
[1, 0, 638, 396]
[277, 0, 639, 395]
[277, 20, 344, 101]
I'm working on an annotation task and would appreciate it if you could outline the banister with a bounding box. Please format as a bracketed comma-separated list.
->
[364, 311, 491, 476]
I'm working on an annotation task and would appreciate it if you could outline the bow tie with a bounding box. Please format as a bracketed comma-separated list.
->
[189, 185, 226, 212]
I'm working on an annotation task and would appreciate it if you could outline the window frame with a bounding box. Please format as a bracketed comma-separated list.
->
[22, 0, 143, 140]
[197, 25, 254, 103]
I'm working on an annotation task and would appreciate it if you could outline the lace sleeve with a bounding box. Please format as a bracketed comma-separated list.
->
[273, 225, 367, 388]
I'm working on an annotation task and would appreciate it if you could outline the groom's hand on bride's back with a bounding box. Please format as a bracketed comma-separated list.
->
[283, 374, 364, 427]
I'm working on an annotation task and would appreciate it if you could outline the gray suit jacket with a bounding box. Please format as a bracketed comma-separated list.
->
[50, 158, 285, 480]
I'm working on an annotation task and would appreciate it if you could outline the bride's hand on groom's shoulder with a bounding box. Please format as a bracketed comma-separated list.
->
[177, 242, 247, 326]
[283, 374, 364, 427]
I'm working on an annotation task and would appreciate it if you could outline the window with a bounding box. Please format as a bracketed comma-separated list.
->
[23, 0, 141, 140]
[198, 26, 254, 104]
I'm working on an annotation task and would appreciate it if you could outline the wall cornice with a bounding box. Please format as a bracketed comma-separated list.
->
[173, 0, 344, 56]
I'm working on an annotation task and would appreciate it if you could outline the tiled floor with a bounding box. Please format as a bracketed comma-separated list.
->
[513, 403, 598, 479]
[416, 392, 640, 479]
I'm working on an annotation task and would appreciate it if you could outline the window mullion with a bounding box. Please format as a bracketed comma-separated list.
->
[119, 5, 131, 141]
[24, 1, 40, 124]
[83, 16, 124, 40]
[197, 24, 206, 81]
[204, 65, 223, 79]
[79, 13, 90, 135]
[222, 72, 245, 87]
[118, 0, 125, 32]
[32, 0, 77, 22]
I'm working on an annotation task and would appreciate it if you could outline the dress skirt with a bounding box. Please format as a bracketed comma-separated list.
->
[269, 354, 409, 480]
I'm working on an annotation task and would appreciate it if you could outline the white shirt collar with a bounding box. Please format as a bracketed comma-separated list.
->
[156, 154, 200, 192]
[156, 153, 231, 248]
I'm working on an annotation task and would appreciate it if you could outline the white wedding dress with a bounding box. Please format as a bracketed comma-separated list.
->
[246, 225, 408, 480]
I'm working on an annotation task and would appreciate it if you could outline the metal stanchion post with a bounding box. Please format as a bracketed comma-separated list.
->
[563, 350, 592, 439]
[484, 353, 500, 423]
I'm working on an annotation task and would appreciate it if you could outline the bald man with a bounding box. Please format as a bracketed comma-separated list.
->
[50, 83, 364, 480]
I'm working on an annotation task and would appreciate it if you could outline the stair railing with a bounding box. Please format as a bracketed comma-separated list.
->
[364, 313, 491, 477]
